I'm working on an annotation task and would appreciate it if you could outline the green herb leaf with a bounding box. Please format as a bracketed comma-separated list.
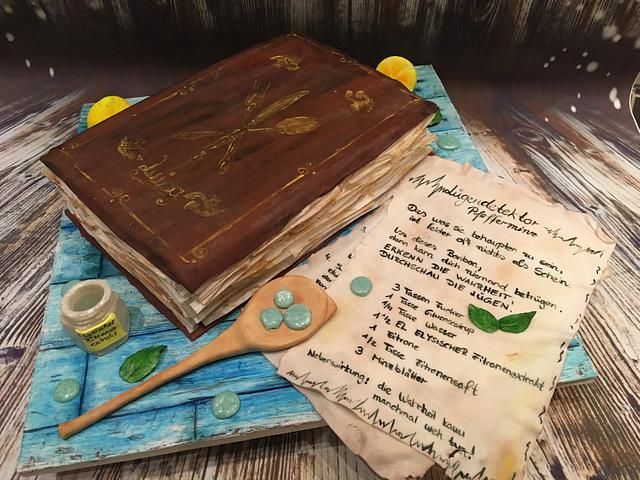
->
[428, 110, 443, 127]
[468, 304, 499, 333]
[498, 312, 537, 334]
[119, 345, 167, 383]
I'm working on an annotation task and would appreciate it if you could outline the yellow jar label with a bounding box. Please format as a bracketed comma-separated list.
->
[75, 312, 127, 353]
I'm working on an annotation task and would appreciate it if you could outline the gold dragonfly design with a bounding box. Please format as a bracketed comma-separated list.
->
[173, 80, 320, 174]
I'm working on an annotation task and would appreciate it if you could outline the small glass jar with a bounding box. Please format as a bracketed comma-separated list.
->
[60, 279, 130, 356]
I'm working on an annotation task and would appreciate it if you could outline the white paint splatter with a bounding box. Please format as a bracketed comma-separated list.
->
[582, 51, 589, 57]
[562, 47, 568, 52]
[48, 67, 55, 78]
[2, 4, 13, 14]
[577, 92, 581, 99]
[586, 61, 599, 72]
[635, 37, 640, 49]
[612, 33, 622, 43]
[25, 58, 31, 68]
[594, 9, 605, 20]
[608, 87, 622, 110]
[602, 24, 618, 40]
[576, 64, 583, 70]
[5, 32, 15, 42]
[606, 71, 611, 77]
[544, 117, 549, 122]
[549, 56, 556, 62]
[543, 62, 550, 68]
[35, 7, 47, 20]
[570, 105, 577, 113]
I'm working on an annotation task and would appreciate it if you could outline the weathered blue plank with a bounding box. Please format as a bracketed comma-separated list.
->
[59, 213, 75, 229]
[414, 65, 448, 99]
[81, 326, 286, 415]
[559, 335, 597, 384]
[19, 403, 196, 474]
[430, 127, 487, 172]
[195, 386, 321, 441]
[99, 256, 122, 278]
[22, 347, 87, 431]
[50, 225, 101, 285]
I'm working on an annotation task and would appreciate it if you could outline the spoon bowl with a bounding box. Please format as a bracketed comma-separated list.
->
[239, 275, 335, 351]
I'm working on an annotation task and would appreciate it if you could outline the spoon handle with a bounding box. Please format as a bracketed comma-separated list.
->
[58, 326, 249, 440]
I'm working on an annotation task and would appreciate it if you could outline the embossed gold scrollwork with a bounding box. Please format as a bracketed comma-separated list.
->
[117, 136, 146, 161]
[190, 245, 209, 260]
[297, 162, 316, 176]
[270, 55, 301, 71]
[101, 187, 171, 248]
[59, 143, 98, 183]
[330, 50, 355, 65]
[183, 192, 225, 218]
[177, 82, 198, 96]
[345, 90, 374, 113]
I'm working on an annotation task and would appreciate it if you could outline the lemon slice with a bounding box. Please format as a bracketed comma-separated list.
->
[376, 56, 417, 91]
[87, 96, 130, 128]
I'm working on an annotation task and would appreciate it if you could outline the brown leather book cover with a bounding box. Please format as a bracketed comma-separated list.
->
[42, 34, 437, 292]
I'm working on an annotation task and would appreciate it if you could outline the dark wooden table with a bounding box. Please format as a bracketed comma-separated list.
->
[0, 49, 638, 480]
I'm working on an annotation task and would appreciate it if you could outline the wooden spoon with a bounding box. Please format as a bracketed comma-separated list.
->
[58, 275, 336, 440]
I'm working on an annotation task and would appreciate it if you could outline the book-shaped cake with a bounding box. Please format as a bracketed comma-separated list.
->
[41, 34, 438, 338]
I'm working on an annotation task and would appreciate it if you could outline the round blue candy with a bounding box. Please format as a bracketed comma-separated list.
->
[211, 390, 241, 419]
[274, 289, 295, 308]
[283, 304, 312, 330]
[53, 378, 81, 403]
[260, 307, 283, 330]
[350, 276, 373, 297]
[436, 134, 461, 151]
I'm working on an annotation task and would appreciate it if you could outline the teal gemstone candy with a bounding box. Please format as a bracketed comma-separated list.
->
[436, 134, 461, 151]
[260, 307, 283, 330]
[211, 390, 241, 419]
[350, 276, 373, 297]
[283, 304, 312, 330]
[61, 280, 80, 296]
[53, 378, 81, 403]
[274, 289, 295, 308]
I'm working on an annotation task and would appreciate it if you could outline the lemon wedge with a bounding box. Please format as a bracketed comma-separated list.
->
[87, 96, 130, 128]
[376, 56, 417, 91]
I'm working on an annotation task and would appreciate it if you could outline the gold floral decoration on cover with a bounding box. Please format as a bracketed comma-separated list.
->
[173, 80, 320, 174]
[345, 90, 374, 113]
[270, 55, 301, 71]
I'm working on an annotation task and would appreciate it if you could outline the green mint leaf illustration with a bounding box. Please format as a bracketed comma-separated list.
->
[119, 345, 167, 383]
[498, 312, 537, 334]
[428, 109, 443, 127]
[468, 304, 499, 333]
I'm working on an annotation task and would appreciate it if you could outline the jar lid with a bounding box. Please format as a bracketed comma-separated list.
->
[60, 279, 112, 327]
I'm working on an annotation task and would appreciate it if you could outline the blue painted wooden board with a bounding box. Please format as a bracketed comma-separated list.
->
[18, 65, 596, 474]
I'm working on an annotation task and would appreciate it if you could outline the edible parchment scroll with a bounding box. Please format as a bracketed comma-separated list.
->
[272, 156, 614, 480]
